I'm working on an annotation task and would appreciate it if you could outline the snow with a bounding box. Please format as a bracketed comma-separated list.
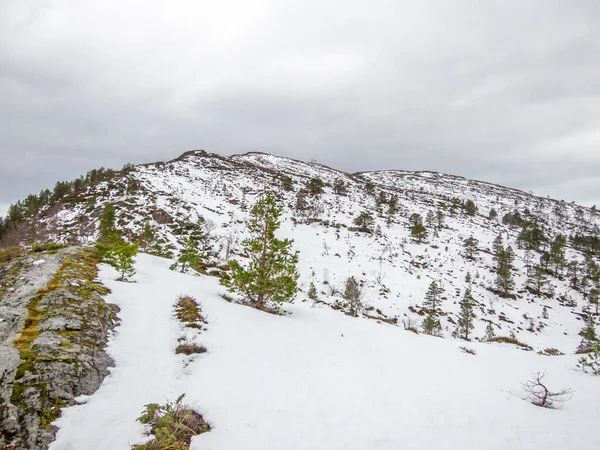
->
[50, 254, 599, 450]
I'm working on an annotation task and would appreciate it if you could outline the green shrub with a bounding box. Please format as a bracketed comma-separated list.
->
[133, 394, 210, 450]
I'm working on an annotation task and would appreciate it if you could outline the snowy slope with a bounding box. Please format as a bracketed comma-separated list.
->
[50, 255, 598, 450]
[34, 150, 600, 356]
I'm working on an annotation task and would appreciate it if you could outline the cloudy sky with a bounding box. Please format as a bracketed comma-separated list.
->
[1, 0, 599, 216]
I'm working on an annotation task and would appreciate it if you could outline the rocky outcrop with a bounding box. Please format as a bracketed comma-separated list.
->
[0, 247, 119, 450]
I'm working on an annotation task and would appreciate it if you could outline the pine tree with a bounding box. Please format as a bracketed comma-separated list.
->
[175, 237, 201, 273]
[425, 211, 435, 228]
[386, 194, 399, 226]
[354, 211, 374, 231]
[465, 271, 473, 287]
[422, 281, 444, 336]
[463, 236, 479, 260]
[484, 322, 496, 340]
[495, 246, 515, 298]
[98, 203, 117, 243]
[423, 281, 444, 314]
[492, 234, 504, 263]
[344, 276, 362, 315]
[138, 219, 156, 252]
[549, 234, 567, 275]
[281, 175, 293, 192]
[526, 264, 552, 297]
[579, 315, 598, 349]
[222, 194, 299, 308]
[463, 199, 477, 216]
[333, 179, 347, 195]
[112, 240, 138, 281]
[589, 288, 600, 315]
[411, 223, 428, 244]
[422, 313, 441, 336]
[454, 289, 476, 340]
[308, 282, 318, 301]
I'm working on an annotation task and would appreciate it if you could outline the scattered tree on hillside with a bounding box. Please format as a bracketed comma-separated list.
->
[172, 225, 205, 273]
[411, 223, 428, 244]
[307, 177, 325, 197]
[548, 235, 567, 275]
[308, 282, 318, 301]
[495, 245, 515, 298]
[223, 194, 299, 309]
[112, 240, 138, 282]
[425, 211, 435, 228]
[138, 219, 157, 252]
[354, 211, 374, 232]
[344, 276, 362, 316]
[422, 281, 444, 336]
[281, 175, 293, 192]
[98, 203, 117, 243]
[386, 194, 399, 226]
[454, 289, 476, 340]
[333, 179, 347, 195]
[463, 199, 478, 216]
[526, 264, 553, 297]
[579, 315, 598, 349]
[488, 208, 498, 220]
[484, 322, 496, 340]
[463, 236, 479, 260]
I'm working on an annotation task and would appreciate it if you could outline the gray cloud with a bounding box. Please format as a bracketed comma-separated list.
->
[1, 0, 599, 207]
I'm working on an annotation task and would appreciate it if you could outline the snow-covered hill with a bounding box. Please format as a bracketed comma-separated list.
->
[27, 150, 599, 355]
[4, 149, 600, 449]
[49, 254, 598, 450]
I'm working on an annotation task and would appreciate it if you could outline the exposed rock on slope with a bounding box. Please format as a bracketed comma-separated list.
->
[0, 248, 119, 450]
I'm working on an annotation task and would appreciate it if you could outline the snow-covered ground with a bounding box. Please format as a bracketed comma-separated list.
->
[50, 254, 598, 450]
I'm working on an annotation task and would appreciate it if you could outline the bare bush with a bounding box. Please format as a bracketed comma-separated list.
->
[522, 371, 573, 408]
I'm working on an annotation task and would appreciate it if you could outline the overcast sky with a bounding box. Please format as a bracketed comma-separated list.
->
[1, 0, 599, 216]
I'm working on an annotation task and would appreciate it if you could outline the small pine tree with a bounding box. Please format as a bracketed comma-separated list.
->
[495, 246, 515, 297]
[454, 289, 476, 340]
[526, 264, 552, 297]
[579, 315, 598, 349]
[425, 211, 435, 228]
[112, 241, 138, 281]
[411, 223, 428, 244]
[98, 203, 117, 243]
[307, 177, 325, 197]
[422, 313, 441, 336]
[308, 282, 318, 301]
[484, 322, 496, 341]
[333, 179, 347, 195]
[423, 280, 444, 314]
[465, 271, 473, 287]
[463, 199, 478, 216]
[138, 219, 157, 252]
[488, 208, 498, 220]
[353, 211, 374, 231]
[577, 346, 600, 375]
[222, 194, 299, 309]
[281, 175, 293, 192]
[463, 236, 479, 260]
[344, 276, 362, 315]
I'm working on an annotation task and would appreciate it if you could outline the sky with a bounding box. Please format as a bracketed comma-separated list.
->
[1, 0, 599, 217]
